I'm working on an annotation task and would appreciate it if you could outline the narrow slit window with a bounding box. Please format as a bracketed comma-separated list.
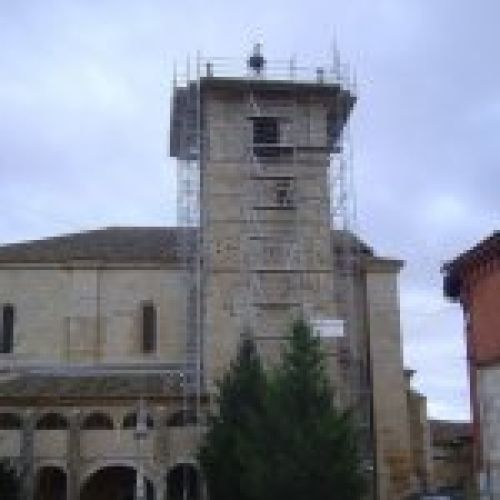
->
[141, 302, 157, 354]
[1, 304, 14, 354]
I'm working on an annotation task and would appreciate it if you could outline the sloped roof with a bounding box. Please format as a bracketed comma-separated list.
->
[0, 227, 195, 265]
[443, 231, 500, 299]
[0, 372, 183, 401]
[331, 229, 374, 256]
[443, 231, 500, 275]
[0, 226, 378, 265]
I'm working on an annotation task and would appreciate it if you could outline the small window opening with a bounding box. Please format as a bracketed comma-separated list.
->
[253, 117, 279, 145]
[275, 180, 293, 207]
[141, 302, 157, 354]
[1, 304, 15, 354]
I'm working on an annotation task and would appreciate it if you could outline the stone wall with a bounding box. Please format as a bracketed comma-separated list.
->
[0, 265, 187, 363]
[366, 262, 414, 499]
[478, 366, 500, 498]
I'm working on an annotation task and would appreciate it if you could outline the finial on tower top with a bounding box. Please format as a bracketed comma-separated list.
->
[248, 43, 265, 75]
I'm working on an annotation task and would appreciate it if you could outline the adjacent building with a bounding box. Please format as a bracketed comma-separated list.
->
[429, 420, 473, 497]
[443, 231, 500, 497]
[405, 369, 433, 493]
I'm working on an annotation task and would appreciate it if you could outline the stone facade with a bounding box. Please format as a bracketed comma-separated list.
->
[429, 420, 473, 497]
[365, 262, 414, 499]
[405, 370, 433, 493]
[0, 265, 185, 363]
[0, 66, 418, 499]
[199, 81, 341, 386]
[0, 227, 415, 499]
[0, 231, 201, 500]
[477, 366, 500, 497]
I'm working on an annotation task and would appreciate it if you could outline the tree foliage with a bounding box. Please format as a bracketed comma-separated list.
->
[199, 319, 365, 500]
[199, 336, 267, 500]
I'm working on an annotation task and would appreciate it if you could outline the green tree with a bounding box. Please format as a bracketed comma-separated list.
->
[265, 318, 365, 500]
[198, 335, 267, 500]
[199, 320, 365, 500]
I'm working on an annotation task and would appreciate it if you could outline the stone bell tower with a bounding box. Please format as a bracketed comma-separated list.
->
[170, 45, 356, 387]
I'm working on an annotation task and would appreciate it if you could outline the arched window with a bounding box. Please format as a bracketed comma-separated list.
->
[141, 301, 157, 354]
[122, 412, 154, 430]
[81, 412, 114, 430]
[166, 410, 199, 428]
[36, 413, 68, 430]
[0, 412, 21, 429]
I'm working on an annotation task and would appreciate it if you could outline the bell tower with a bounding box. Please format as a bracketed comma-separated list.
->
[170, 46, 357, 392]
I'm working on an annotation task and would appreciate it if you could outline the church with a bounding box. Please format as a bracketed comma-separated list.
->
[0, 48, 417, 499]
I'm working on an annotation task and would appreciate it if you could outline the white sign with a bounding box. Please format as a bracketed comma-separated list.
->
[311, 318, 345, 338]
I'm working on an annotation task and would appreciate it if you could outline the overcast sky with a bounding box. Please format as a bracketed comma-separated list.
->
[1, 0, 499, 421]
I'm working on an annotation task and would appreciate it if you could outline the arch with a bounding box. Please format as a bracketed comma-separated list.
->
[0, 412, 22, 429]
[36, 413, 68, 430]
[166, 410, 202, 427]
[80, 465, 154, 500]
[122, 412, 154, 430]
[35, 466, 66, 500]
[167, 463, 200, 500]
[82, 412, 114, 430]
[80, 459, 154, 486]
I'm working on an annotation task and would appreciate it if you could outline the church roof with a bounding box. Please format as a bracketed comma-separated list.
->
[0, 226, 377, 265]
[0, 227, 195, 265]
[0, 372, 183, 402]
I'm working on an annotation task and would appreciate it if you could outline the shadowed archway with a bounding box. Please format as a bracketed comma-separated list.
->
[35, 466, 66, 500]
[0, 460, 20, 500]
[81, 412, 114, 430]
[167, 464, 200, 500]
[80, 465, 154, 500]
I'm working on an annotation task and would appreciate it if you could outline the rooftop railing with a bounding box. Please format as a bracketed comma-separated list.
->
[174, 54, 357, 95]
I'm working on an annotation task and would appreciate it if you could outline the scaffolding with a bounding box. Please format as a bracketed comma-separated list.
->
[171, 44, 373, 493]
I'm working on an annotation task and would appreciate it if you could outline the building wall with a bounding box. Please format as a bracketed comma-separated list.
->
[366, 266, 414, 499]
[407, 386, 432, 492]
[469, 266, 500, 365]
[0, 404, 202, 500]
[201, 84, 339, 387]
[0, 265, 187, 363]
[478, 365, 500, 498]
[0, 263, 200, 499]
[456, 259, 500, 496]
[0, 255, 414, 499]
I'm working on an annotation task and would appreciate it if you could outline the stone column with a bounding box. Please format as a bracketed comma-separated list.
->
[67, 410, 81, 500]
[20, 409, 36, 500]
[156, 474, 167, 500]
[154, 405, 169, 500]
